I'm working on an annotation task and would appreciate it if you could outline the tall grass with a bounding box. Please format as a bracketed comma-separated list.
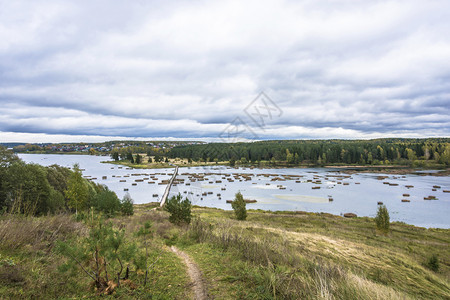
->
[186, 217, 412, 299]
[0, 214, 86, 251]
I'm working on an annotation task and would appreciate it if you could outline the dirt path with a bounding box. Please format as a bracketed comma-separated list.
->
[170, 246, 208, 300]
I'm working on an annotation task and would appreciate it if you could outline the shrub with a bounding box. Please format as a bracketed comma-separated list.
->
[92, 187, 121, 217]
[56, 216, 139, 293]
[231, 191, 247, 220]
[165, 194, 191, 225]
[375, 205, 390, 234]
[426, 254, 440, 272]
[120, 193, 134, 216]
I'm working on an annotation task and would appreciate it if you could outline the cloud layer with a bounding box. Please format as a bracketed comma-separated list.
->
[1, 0, 449, 142]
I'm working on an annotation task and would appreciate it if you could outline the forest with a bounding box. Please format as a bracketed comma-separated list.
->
[0, 147, 132, 217]
[167, 138, 450, 167]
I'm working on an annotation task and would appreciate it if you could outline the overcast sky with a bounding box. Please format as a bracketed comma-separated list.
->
[0, 0, 449, 143]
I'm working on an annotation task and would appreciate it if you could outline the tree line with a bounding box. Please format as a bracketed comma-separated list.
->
[167, 138, 450, 166]
[0, 147, 133, 217]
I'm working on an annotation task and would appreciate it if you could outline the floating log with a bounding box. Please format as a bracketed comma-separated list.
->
[401, 199, 410, 202]
[244, 199, 257, 203]
[226, 199, 257, 204]
[329, 198, 334, 202]
[443, 190, 450, 193]
[132, 183, 137, 186]
[377, 201, 383, 205]
[424, 196, 437, 200]
[403, 194, 410, 197]
[120, 180, 126, 182]
[312, 186, 320, 189]
[102, 176, 107, 180]
[343, 182, 349, 186]
[343, 213, 357, 218]
[405, 185, 414, 188]
[389, 183, 399, 186]
[124, 188, 128, 191]
[152, 194, 158, 197]
[433, 185, 441, 189]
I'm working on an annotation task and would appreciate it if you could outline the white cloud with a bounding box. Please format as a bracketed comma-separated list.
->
[0, 0, 449, 142]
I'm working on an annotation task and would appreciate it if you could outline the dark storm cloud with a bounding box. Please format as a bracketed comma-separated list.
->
[0, 0, 449, 142]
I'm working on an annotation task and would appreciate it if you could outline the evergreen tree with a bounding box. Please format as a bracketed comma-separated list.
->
[375, 205, 390, 234]
[135, 154, 142, 164]
[231, 191, 247, 220]
[111, 151, 119, 161]
[120, 193, 134, 216]
[165, 193, 192, 224]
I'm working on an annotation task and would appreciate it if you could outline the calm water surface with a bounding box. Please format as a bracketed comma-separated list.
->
[19, 154, 450, 228]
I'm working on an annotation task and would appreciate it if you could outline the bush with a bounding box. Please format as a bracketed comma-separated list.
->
[120, 193, 134, 216]
[375, 205, 390, 234]
[426, 254, 440, 272]
[231, 191, 247, 220]
[165, 194, 191, 225]
[92, 187, 121, 217]
[56, 217, 139, 293]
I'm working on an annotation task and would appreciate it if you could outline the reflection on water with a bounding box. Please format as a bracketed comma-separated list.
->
[19, 154, 450, 228]
[273, 194, 328, 203]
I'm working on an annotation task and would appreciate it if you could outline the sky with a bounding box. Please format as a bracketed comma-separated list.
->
[0, 0, 449, 143]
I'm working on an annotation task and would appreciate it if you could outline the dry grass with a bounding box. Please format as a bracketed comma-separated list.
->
[0, 214, 87, 251]
[182, 209, 450, 299]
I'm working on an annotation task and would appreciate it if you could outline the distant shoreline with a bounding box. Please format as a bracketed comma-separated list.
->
[18, 153, 450, 176]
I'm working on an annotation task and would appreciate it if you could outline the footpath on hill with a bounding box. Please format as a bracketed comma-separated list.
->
[170, 246, 209, 300]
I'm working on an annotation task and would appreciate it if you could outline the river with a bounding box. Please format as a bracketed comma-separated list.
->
[19, 153, 450, 228]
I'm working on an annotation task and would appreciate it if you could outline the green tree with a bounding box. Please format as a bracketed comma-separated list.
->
[111, 151, 119, 161]
[229, 157, 236, 167]
[5, 162, 52, 215]
[375, 205, 390, 234]
[56, 217, 139, 292]
[426, 254, 440, 272]
[126, 152, 134, 163]
[231, 191, 247, 220]
[135, 154, 142, 164]
[92, 187, 121, 217]
[405, 148, 417, 162]
[0, 148, 20, 209]
[65, 163, 89, 216]
[165, 193, 192, 225]
[120, 193, 134, 216]
[286, 149, 294, 164]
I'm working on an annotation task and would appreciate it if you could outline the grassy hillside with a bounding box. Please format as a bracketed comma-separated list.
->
[1, 204, 449, 299]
